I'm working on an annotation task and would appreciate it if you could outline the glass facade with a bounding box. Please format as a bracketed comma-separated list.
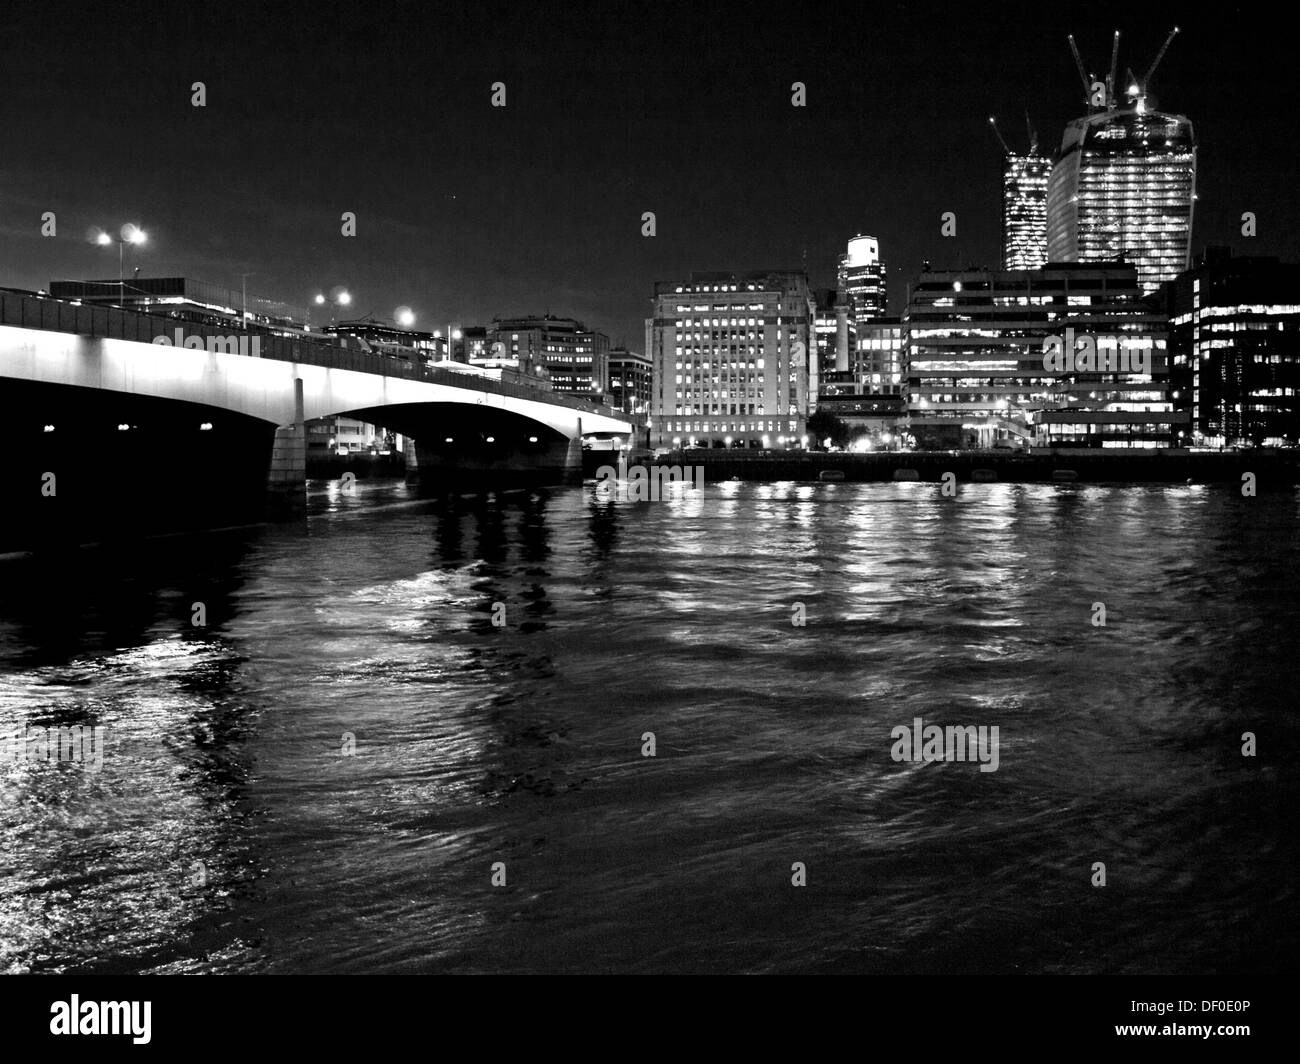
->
[1046, 108, 1197, 293]
[1002, 154, 1051, 270]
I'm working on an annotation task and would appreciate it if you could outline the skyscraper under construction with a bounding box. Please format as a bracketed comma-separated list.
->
[1045, 28, 1197, 293]
[990, 116, 1050, 270]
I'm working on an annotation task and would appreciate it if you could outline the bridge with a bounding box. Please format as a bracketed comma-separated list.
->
[0, 289, 637, 531]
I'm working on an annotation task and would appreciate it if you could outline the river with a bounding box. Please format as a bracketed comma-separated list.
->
[1, 479, 1295, 973]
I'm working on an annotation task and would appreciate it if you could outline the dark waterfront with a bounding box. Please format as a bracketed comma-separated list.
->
[1, 479, 1296, 974]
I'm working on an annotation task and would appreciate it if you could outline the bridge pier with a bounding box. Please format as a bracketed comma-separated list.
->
[266, 378, 306, 515]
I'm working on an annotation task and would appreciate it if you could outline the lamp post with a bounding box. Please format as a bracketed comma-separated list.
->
[312, 287, 352, 327]
[433, 325, 463, 362]
[240, 272, 256, 328]
[94, 224, 147, 305]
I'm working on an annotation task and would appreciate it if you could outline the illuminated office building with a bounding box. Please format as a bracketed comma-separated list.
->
[1046, 28, 1196, 293]
[1003, 154, 1052, 269]
[1167, 248, 1300, 447]
[607, 347, 653, 416]
[905, 262, 1183, 449]
[837, 236, 887, 326]
[649, 270, 815, 449]
[484, 315, 609, 395]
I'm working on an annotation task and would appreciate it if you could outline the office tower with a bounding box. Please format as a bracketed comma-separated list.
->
[837, 236, 887, 325]
[990, 116, 1050, 269]
[1002, 155, 1052, 269]
[1167, 248, 1300, 447]
[649, 270, 815, 449]
[1046, 28, 1197, 293]
[905, 262, 1184, 449]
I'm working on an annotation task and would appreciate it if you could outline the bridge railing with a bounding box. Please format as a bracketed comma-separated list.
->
[0, 289, 624, 422]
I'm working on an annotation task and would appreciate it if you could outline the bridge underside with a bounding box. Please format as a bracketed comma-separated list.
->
[2, 381, 601, 552]
[6, 379, 277, 552]
[340, 403, 582, 489]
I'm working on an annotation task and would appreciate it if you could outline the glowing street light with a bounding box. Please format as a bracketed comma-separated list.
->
[312, 287, 352, 326]
[91, 224, 148, 304]
[395, 306, 416, 328]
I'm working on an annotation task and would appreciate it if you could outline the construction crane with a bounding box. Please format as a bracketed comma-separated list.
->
[987, 115, 1013, 156]
[1143, 26, 1180, 93]
[1107, 30, 1120, 107]
[1067, 34, 1092, 104]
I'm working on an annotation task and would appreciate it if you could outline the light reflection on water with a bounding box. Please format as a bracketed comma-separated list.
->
[1, 479, 1296, 973]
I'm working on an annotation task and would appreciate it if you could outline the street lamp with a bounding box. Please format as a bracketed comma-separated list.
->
[93, 224, 147, 305]
[312, 287, 352, 326]
[240, 272, 256, 328]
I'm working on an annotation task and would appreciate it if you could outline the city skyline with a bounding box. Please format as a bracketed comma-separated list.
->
[2, 3, 1296, 350]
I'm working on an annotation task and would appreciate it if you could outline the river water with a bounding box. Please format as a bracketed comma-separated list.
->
[1, 479, 1296, 973]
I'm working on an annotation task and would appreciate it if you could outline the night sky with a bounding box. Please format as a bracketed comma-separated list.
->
[3, 1, 1295, 347]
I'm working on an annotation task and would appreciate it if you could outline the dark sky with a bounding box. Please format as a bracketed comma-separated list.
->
[3, 1, 1295, 347]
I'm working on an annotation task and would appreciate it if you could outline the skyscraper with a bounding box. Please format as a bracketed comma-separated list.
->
[990, 116, 1050, 270]
[648, 270, 815, 449]
[1002, 154, 1051, 269]
[1045, 28, 1197, 293]
[837, 236, 887, 325]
